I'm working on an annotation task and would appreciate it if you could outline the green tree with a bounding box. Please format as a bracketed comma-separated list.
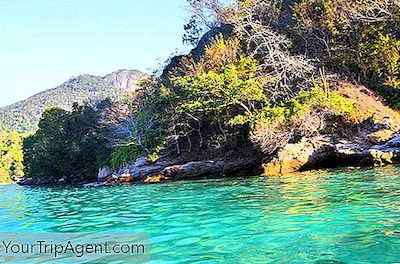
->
[23, 103, 111, 182]
[0, 131, 25, 183]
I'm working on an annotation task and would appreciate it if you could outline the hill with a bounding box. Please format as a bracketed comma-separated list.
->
[0, 69, 148, 133]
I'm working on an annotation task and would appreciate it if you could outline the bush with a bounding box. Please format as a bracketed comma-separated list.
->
[110, 145, 141, 169]
[251, 82, 357, 154]
[0, 131, 25, 182]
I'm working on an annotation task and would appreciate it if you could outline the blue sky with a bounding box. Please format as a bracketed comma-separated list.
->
[0, 0, 191, 107]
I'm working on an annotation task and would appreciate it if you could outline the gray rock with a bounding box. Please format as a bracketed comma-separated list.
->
[368, 135, 400, 165]
[386, 135, 400, 147]
[134, 157, 148, 167]
[98, 167, 112, 181]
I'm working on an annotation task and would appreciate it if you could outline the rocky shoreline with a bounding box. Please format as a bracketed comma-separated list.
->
[18, 129, 400, 187]
[95, 131, 400, 185]
[17, 84, 400, 187]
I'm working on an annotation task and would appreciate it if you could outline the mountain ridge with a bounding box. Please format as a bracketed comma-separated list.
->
[0, 69, 148, 133]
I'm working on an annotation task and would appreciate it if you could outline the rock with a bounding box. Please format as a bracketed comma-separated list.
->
[98, 167, 113, 181]
[263, 136, 335, 176]
[262, 135, 375, 176]
[386, 135, 400, 147]
[17, 177, 55, 186]
[368, 135, 400, 165]
[101, 158, 260, 184]
[369, 149, 396, 165]
[102, 69, 148, 91]
[129, 165, 165, 178]
[335, 140, 370, 157]
[134, 157, 148, 167]
[368, 129, 394, 145]
[144, 175, 167, 183]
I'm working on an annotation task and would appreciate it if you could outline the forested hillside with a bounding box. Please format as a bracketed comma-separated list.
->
[16, 0, 400, 184]
[0, 69, 147, 133]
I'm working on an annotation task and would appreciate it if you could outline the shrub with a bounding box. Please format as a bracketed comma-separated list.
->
[110, 145, 141, 169]
[251, 82, 357, 154]
[0, 131, 25, 182]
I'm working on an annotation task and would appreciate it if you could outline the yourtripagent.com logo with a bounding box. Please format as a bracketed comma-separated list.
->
[0, 232, 150, 263]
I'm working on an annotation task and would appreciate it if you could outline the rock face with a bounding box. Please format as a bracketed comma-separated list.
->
[103, 69, 148, 91]
[99, 130, 400, 184]
[368, 129, 395, 144]
[262, 131, 400, 176]
[369, 135, 400, 165]
[263, 136, 335, 175]
[99, 157, 261, 184]
[98, 167, 113, 182]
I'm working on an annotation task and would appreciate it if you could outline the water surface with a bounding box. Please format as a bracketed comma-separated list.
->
[0, 167, 399, 263]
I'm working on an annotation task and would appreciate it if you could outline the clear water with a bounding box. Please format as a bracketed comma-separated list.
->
[0, 167, 399, 263]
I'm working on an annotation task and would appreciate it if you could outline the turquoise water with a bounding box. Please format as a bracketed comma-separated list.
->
[0, 167, 399, 263]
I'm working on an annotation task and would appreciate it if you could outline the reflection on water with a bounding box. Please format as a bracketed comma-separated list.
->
[0, 167, 399, 263]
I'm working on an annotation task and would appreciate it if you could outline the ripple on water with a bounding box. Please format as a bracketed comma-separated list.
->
[0, 167, 399, 263]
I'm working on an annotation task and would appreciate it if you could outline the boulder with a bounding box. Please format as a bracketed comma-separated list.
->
[262, 135, 374, 176]
[263, 136, 336, 176]
[369, 149, 397, 165]
[368, 135, 400, 165]
[368, 129, 395, 145]
[101, 158, 260, 184]
[98, 167, 113, 181]
[134, 157, 148, 167]
[144, 175, 167, 183]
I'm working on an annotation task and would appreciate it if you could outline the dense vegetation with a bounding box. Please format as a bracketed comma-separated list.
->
[3, 0, 398, 182]
[0, 132, 25, 183]
[0, 70, 146, 133]
[23, 102, 112, 182]
[110, 0, 390, 167]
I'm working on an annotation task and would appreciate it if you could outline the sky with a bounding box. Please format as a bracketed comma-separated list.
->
[0, 0, 191, 107]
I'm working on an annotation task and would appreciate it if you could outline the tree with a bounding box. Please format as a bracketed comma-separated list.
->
[183, 0, 235, 45]
[23, 103, 111, 181]
[0, 131, 25, 182]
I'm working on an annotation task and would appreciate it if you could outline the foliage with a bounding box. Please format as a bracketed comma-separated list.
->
[183, 0, 234, 45]
[260, 84, 355, 123]
[115, 7, 361, 161]
[108, 78, 173, 168]
[169, 37, 269, 150]
[359, 33, 400, 88]
[225, 0, 316, 103]
[0, 131, 25, 182]
[23, 103, 111, 181]
[173, 37, 267, 127]
[292, 0, 400, 103]
[110, 145, 141, 169]
[251, 82, 357, 154]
